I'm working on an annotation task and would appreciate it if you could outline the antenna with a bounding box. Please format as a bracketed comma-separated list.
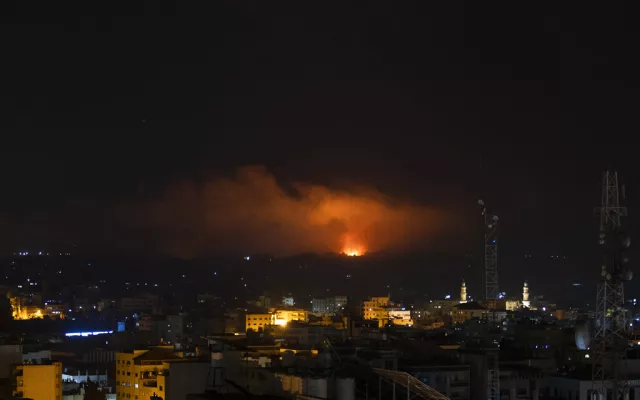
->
[592, 170, 632, 398]
[478, 199, 499, 400]
[478, 199, 499, 301]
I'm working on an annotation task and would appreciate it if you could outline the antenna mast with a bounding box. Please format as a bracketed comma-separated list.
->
[478, 199, 499, 301]
[478, 199, 499, 400]
[592, 171, 632, 399]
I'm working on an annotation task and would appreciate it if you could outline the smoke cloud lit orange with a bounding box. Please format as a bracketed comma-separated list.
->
[124, 166, 445, 257]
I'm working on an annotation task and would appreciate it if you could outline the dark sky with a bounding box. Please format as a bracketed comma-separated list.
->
[1, 3, 639, 296]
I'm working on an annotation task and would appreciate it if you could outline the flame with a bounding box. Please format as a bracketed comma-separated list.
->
[342, 234, 366, 257]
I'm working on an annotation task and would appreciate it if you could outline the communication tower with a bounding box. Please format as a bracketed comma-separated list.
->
[478, 199, 499, 301]
[478, 199, 499, 400]
[592, 171, 632, 399]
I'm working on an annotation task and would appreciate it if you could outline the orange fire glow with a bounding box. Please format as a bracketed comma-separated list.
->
[124, 166, 447, 257]
[342, 235, 366, 257]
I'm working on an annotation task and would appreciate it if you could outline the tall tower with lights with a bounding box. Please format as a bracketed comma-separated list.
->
[478, 199, 499, 400]
[460, 280, 467, 304]
[592, 170, 632, 398]
[478, 199, 499, 301]
[522, 281, 530, 308]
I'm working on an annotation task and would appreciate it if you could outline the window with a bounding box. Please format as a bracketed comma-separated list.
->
[159, 386, 163, 390]
[135, 383, 139, 388]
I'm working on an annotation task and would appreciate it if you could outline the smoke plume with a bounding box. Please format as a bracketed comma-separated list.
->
[122, 166, 445, 257]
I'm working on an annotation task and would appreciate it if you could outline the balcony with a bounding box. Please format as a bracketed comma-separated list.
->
[142, 380, 158, 388]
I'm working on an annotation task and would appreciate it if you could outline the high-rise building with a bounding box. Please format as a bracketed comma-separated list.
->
[14, 361, 62, 400]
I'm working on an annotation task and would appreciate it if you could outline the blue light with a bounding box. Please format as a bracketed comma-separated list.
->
[492, 240, 496, 243]
[65, 330, 113, 337]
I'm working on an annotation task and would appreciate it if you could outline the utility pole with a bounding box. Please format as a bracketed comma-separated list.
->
[478, 199, 499, 400]
[592, 171, 632, 399]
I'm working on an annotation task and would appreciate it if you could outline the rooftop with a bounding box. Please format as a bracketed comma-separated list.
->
[453, 301, 486, 310]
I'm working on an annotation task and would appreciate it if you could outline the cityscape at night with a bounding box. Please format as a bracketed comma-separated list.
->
[1, 2, 640, 400]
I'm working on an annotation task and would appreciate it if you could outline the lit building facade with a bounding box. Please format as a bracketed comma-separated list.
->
[522, 281, 531, 308]
[116, 349, 208, 400]
[272, 309, 308, 326]
[388, 308, 413, 326]
[246, 313, 272, 332]
[10, 296, 44, 320]
[363, 296, 390, 322]
[14, 361, 62, 400]
[245, 309, 309, 331]
[116, 348, 176, 400]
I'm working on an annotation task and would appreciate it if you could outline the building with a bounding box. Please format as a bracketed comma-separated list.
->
[245, 309, 309, 331]
[505, 299, 521, 311]
[404, 364, 470, 400]
[450, 301, 487, 324]
[388, 308, 413, 326]
[460, 280, 467, 304]
[334, 295, 348, 310]
[283, 325, 332, 346]
[311, 295, 348, 313]
[10, 295, 43, 320]
[44, 301, 68, 318]
[14, 361, 63, 400]
[116, 348, 209, 400]
[120, 294, 159, 313]
[282, 296, 295, 306]
[155, 314, 185, 345]
[272, 309, 308, 326]
[312, 297, 334, 313]
[23, 350, 51, 364]
[115, 348, 179, 399]
[522, 281, 531, 308]
[246, 313, 273, 332]
[156, 360, 211, 399]
[363, 296, 391, 325]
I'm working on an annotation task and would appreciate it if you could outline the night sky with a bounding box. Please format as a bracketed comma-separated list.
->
[1, 3, 639, 302]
